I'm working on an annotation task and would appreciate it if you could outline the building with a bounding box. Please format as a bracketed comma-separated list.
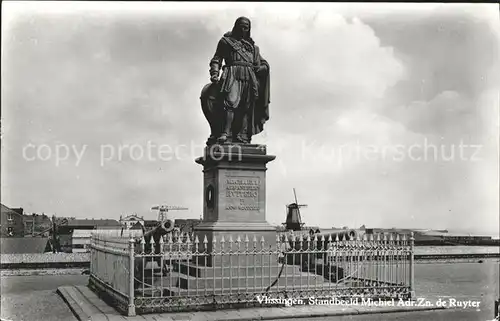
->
[0, 204, 25, 237]
[71, 229, 93, 252]
[57, 218, 122, 253]
[144, 219, 159, 231]
[360, 227, 497, 245]
[416, 230, 494, 245]
[174, 219, 202, 234]
[23, 213, 52, 236]
[119, 214, 145, 230]
[70, 227, 143, 253]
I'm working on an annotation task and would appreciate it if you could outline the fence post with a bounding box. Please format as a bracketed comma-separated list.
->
[494, 298, 499, 319]
[409, 232, 415, 299]
[128, 238, 136, 316]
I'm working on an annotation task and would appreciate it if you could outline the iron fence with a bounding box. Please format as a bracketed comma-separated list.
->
[89, 231, 414, 316]
[89, 232, 135, 315]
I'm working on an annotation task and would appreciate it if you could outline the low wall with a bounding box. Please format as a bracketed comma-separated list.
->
[1, 250, 498, 270]
[0, 253, 90, 269]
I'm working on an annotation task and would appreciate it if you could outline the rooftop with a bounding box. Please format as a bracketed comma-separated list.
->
[0, 203, 24, 217]
[63, 218, 121, 228]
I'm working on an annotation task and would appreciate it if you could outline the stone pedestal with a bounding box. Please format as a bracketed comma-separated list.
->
[194, 144, 277, 263]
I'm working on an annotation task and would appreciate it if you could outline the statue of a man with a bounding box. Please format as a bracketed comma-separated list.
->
[201, 17, 270, 145]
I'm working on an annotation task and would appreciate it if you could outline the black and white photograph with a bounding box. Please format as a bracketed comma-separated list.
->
[1, 2, 499, 321]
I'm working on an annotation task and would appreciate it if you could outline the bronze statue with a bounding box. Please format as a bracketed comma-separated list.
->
[200, 17, 270, 145]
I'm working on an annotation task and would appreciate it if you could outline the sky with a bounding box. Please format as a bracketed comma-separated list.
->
[1, 2, 499, 236]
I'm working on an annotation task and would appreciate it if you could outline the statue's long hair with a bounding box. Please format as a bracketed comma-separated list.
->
[225, 16, 254, 45]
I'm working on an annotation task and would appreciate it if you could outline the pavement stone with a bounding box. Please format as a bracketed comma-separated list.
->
[58, 285, 445, 321]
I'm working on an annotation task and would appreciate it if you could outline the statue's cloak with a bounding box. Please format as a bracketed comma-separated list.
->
[252, 56, 270, 136]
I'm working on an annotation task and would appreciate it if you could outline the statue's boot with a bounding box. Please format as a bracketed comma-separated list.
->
[218, 110, 234, 143]
[206, 135, 217, 146]
[235, 112, 250, 144]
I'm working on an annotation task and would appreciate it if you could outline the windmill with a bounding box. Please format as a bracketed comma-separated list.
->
[283, 188, 308, 231]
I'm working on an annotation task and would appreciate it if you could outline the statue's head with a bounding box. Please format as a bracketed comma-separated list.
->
[232, 16, 251, 39]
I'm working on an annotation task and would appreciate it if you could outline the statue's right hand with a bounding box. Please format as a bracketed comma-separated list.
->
[210, 75, 218, 83]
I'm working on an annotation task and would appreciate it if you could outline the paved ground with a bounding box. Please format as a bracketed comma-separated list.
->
[280, 309, 498, 321]
[0, 274, 88, 321]
[410, 261, 499, 321]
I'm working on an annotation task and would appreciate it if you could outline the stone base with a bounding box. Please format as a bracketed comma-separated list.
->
[195, 221, 277, 247]
[167, 263, 330, 293]
[193, 221, 278, 267]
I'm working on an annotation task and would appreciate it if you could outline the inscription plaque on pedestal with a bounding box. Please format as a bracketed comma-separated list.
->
[224, 176, 260, 212]
[219, 172, 265, 222]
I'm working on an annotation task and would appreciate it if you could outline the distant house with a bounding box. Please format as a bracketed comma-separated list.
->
[119, 214, 144, 230]
[174, 219, 202, 234]
[71, 229, 93, 253]
[70, 227, 143, 253]
[130, 221, 144, 231]
[144, 220, 159, 231]
[57, 218, 122, 253]
[0, 204, 25, 237]
[416, 230, 493, 245]
[23, 213, 52, 236]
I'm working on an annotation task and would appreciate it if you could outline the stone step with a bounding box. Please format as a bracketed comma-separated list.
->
[175, 262, 302, 278]
[160, 281, 348, 298]
[161, 286, 269, 298]
[135, 287, 163, 297]
[134, 272, 396, 298]
[190, 253, 281, 268]
[177, 271, 329, 290]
